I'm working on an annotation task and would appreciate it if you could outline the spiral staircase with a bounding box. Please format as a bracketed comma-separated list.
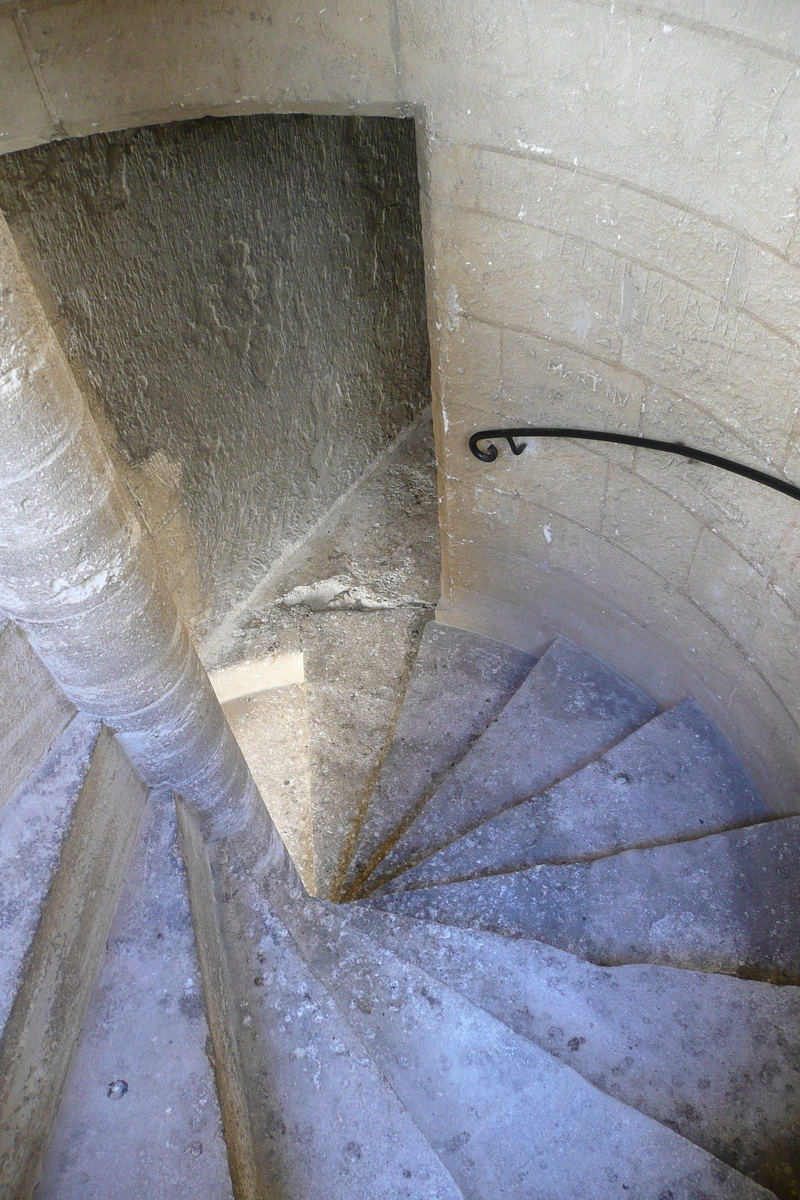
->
[1, 602, 799, 1200]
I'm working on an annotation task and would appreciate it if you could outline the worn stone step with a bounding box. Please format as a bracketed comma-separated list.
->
[0, 719, 147, 1199]
[384, 698, 769, 892]
[220, 679, 316, 893]
[271, 889, 774, 1200]
[0, 716, 98, 1043]
[341, 622, 535, 899]
[195, 836, 465, 1200]
[369, 816, 800, 984]
[0, 620, 74, 813]
[363, 636, 657, 893]
[342, 906, 800, 1199]
[37, 789, 233, 1199]
[304, 607, 430, 900]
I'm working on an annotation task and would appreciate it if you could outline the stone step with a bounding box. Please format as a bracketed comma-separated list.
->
[384, 698, 769, 892]
[271, 889, 774, 1200]
[37, 789, 234, 1199]
[342, 906, 800, 1198]
[0, 719, 147, 1198]
[221, 679, 316, 893]
[195, 837, 465, 1200]
[369, 816, 800, 984]
[0, 620, 74, 813]
[341, 622, 535, 899]
[362, 636, 657, 893]
[304, 606, 430, 899]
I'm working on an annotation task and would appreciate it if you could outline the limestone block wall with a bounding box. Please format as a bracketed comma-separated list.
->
[1, 0, 799, 808]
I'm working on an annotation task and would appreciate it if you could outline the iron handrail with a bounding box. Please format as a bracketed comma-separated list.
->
[468, 427, 800, 504]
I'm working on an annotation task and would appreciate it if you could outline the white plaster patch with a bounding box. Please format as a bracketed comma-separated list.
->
[543, 524, 553, 544]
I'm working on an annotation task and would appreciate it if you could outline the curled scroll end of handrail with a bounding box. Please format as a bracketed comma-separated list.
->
[469, 432, 499, 463]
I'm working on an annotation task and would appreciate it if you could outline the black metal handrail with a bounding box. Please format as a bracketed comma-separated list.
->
[468, 427, 800, 504]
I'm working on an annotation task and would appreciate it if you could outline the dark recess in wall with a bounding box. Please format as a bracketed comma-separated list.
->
[0, 114, 430, 631]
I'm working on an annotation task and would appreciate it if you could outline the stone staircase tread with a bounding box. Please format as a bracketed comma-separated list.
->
[304, 605, 430, 898]
[271, 888, 774, 1200]
[0, 714, 99, 1036]
[368, 815, 800, 984]
[208, 841, 466, 1200]
[362, 636, 657, 893]
[38, 789, 234, 1199]
[342, 622, 535, 898]
[340, 905, 799, 1197]
[384, 697, 769, 891]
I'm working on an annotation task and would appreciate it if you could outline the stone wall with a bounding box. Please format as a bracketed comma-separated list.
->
[0, 113, 429, 634]
[2, 0, 799, 808]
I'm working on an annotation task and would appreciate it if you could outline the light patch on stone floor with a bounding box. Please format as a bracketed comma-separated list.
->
[221, 684, 314, 893]
[209, 651, 304, 703]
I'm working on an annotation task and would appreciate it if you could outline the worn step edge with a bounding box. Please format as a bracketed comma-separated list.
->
[175, 797, 260, 1200]
[359, 636, 657, 896]
[379, 813, 779, 894]
[340, 625, 536, 901]
[380, 697, 771, 893]
[367, 816, 800, 985]
[0, 725, 148, 1200]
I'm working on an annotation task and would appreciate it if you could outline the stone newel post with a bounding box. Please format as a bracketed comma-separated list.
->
[0, 211, 278, 850]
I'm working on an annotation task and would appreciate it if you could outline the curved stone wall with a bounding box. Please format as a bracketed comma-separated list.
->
[2, 0, 799, 809]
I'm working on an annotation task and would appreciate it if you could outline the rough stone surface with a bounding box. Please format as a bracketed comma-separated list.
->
[365, 637, 657, 891]
[0, 114, 430, 634]
[387, 698, 769, 891]
[207, 418, 442, 900]
[206, 842, 465, 1200]
[38, 789, 234, 1200]
[0, 715, 97, 1036]
[342, 622, 535, 899]
[274, 891, 773, 1200]
[0, 621, 74, 812]
[370, 817, 800, 984]
[345, 908, 800, 1199]
[222, 683, 315, 893]
[202, 416, 441, 666]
